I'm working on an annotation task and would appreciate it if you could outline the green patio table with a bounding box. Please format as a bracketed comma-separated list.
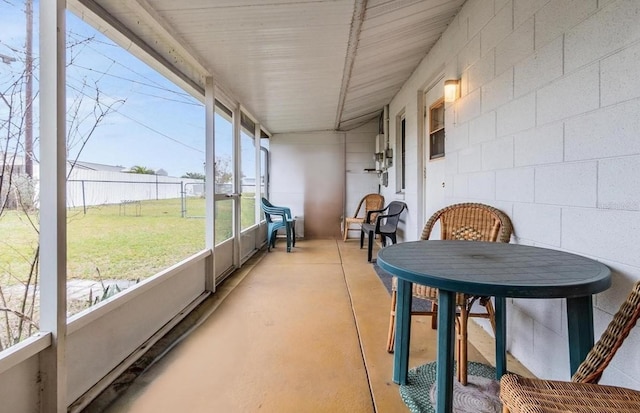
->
[377, 240, 611, 413]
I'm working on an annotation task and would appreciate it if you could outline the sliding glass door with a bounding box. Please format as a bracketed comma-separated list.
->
[213, 103, 236, 280]
[240, 114, 257, 231]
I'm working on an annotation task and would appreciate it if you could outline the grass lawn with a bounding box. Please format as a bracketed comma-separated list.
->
[0, 196, 257, 285]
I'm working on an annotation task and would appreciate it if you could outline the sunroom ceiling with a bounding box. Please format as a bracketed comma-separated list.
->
[71, 0, 465, 133]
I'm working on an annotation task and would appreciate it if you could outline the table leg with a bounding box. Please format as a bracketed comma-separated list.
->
[393, 279, 412, 384]
[494, 296, 507, 379]
[436, 289, 455, 413]
[566, 295, 595, 375]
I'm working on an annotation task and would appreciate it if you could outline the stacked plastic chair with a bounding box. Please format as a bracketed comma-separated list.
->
[260, 197, 296, 252]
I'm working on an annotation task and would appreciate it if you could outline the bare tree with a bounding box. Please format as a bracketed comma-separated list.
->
[0, 29, 124, 349]
[0, 63, 38, 347]
[215, 156, 233, 185]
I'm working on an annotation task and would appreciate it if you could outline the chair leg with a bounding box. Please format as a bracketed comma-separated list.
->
[455, 316, 462, 380]
[431, 301, 438, 329]
[367, 230, 374, 262]
[285, 223, 292, 252]
[343, 219, 348, 242]
[389, 233, 397, 244]
[457, 305, 469, 385]
[387, 289, 397, 353]
[291, 221, 296, 248]
[484, 298, 497, 334]
[360, 228, 364, 249]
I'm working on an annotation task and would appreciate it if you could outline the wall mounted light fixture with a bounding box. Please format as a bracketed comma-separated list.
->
[444, 79, 460, 103]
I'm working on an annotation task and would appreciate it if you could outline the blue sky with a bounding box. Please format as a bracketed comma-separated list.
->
[0, 1, 248, 178]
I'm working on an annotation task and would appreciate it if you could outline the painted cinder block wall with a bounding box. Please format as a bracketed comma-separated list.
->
[344, 120, 380, 237]
[383, 0, 640, 387]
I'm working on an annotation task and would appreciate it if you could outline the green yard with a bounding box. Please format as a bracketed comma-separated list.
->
[0, 196, 257, 285]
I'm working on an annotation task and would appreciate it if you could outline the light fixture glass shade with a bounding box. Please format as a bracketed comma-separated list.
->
[444, 79, 460, 103]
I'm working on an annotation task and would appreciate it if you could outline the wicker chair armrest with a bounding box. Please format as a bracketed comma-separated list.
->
[571, 280, 640, 384]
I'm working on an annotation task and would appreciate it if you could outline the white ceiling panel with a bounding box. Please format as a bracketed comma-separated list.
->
[338, 0, 465, 128]
[74, 0, 465, 133]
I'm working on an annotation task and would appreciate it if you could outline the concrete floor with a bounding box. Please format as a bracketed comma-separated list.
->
[97, 238, 530, 412]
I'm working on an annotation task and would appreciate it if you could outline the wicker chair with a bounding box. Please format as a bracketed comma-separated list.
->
[386, 203, 513, 385]
[500, 280, 640, 413]
[343, 194, 384, 241]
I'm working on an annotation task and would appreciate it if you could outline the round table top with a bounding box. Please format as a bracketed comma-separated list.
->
[376, 241, 611, 298]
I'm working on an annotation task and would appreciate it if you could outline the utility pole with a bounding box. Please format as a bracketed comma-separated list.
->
[25, 0, 34, 178]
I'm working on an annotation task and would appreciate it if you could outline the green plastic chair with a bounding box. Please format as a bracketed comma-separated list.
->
[360, 201, 407, 262]
[261, 197, 296, 252]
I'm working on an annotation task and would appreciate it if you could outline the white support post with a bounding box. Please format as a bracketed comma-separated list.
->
[39, 1, 67, 411]
[233, 104, 241, 267]
[205, 77, 216, 292]
[254, 122, 261, 224]
[416, 90, 425, 229]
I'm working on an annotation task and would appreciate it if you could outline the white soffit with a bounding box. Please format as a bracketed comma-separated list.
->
[339, 0, 465, 130]
[73, 0, 464, 133]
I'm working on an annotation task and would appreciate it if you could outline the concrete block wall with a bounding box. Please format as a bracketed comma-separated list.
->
[387, 0, 640, 386]
[344, 120, 381, 239]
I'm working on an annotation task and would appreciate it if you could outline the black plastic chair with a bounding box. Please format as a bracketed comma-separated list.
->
[360, 201, 407, 262]
[260, 197, 296, 252]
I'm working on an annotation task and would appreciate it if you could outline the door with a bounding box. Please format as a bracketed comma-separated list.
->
[213, 102, 237, 281]
[423, 81, 447, 234]
[239, 112, 259, 260]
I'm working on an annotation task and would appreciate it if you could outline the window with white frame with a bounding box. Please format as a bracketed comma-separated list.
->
[429, 98, 445, 159]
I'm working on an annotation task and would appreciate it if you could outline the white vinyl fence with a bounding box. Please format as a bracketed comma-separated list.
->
[65, 169, 205, 212]
[6, 167, 210, 212]
[17, 169, 204, 211]
[66, 169, 204, 209]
